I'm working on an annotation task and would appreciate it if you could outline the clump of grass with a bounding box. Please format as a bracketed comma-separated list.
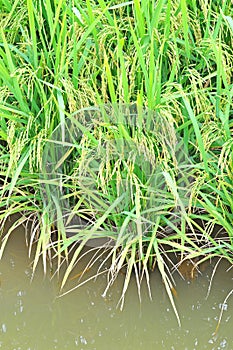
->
[0, 0, 232, 325]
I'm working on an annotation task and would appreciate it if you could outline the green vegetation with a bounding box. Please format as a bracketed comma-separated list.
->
[0, 0, 232, 325]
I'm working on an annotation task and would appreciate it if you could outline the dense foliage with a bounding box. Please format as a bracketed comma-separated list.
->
[0, 0, 232, 324]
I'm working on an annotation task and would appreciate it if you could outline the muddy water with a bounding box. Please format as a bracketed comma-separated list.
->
[0, 222, 232, 349]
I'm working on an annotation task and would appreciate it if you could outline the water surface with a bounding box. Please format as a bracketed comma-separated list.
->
[0, 221, 232, 349]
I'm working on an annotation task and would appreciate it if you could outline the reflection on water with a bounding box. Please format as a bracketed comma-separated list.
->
[0, 222, 232, 349]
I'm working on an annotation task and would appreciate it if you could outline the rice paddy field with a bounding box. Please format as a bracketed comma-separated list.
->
[0, 0, 232, 325]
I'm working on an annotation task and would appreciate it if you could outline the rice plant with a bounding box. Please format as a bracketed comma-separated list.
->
[0, 0, 232, 325]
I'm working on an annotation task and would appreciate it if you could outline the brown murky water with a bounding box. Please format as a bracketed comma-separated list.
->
[0, 221, 232, 349]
